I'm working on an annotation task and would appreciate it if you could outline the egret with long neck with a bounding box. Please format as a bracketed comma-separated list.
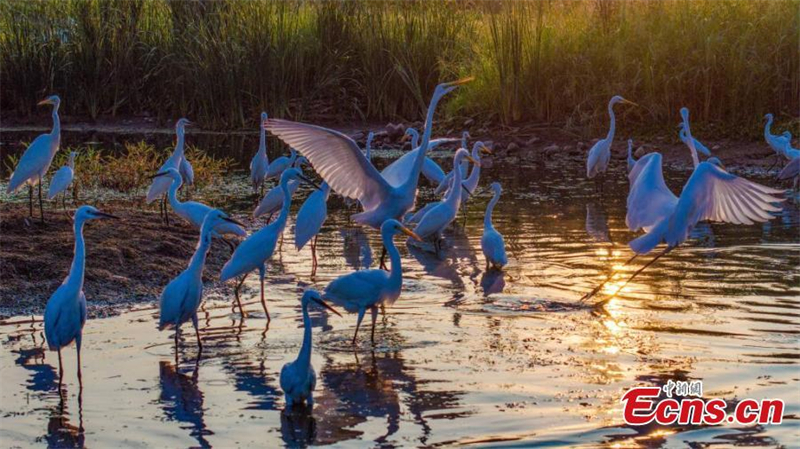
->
[480, 182, 508, 270]
[586, 95, 637, 187]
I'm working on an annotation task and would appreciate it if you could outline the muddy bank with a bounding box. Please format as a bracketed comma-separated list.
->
[0, 204, 254, 319]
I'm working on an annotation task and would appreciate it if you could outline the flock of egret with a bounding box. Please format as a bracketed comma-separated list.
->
[6, 78, 794, 410]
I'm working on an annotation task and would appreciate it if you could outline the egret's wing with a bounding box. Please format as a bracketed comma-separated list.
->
[295, 189, 328, 250]
[47, 166, 74, 199]
[586, 138, 609, 178]
[8, 134, 55, 192]
[265, 119, 390, 210]
[382, 138, 458, 187]
[323, 269, 387, 309]
[665, 162, 783, 247]
[626, 153, 678, 232]
[778, 157, 800, 180]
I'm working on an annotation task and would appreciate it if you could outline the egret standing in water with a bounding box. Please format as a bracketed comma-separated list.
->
[295, 182, 331, 273]
[7, 95, 61, 222]
[146, 118, 191, 224]
[159, 209, 245, 353]
[221, 168, 319, 319]
[764, 113, 791, 162]
[382, 127, 458, 187]
[48, 151, 77, 212]
[179, 156, 194, 190]
[265, 149, 297, 181]
[279, 289, 341, 410]
[44, 206, 118, 385]
[626, 139, 637, 174]
[481, 182, 508, 270]
[586, 95, 637, 188]
[254, 157, 308, 220]
[250, 112, 271, 195]
[323, 219, 421, 346]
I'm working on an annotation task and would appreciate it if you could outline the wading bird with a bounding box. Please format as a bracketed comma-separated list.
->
[7, 95, 61, 222]
[47, 151, 76, 212]
[146, 118, 191, 224]
[265, 149, 298, 181]
[180, 156, 194, 190]
[221, 168, 319, 319]
[295, 182, 331, 272]
[323, 219, 420, 346]
[44, 205, 118, 385]
[159, 209, 245, 353]
[254, 157, 307, 220]
[436, 141, 491, 199]
[412, 148, 478, 250]
[150, 168, 246, 246]
[279, 289, 341, 409]
[778, 156, 800, 190]
[626, 140, 636, 174]
[250, 112, 270, 195]
[586, 95, 637, 186]
[481, 182, 508, 270]
[764, 113, 791, 161]
[382, 127, 459, 187]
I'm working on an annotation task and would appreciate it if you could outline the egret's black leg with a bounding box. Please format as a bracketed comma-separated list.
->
[38, 176, 44, 223]
[29, 184, 34, 217]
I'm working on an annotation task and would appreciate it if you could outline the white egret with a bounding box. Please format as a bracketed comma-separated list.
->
[220, 168, 319, 319]
[365, 131, 374, 163]
[586, 95, 637, 184]
[179, 156, 194, 188]
[265, 149, 297, 181]
[626, 140, 636, 174]
[764, 113, 791, 158]
[44, 205, 118, 385]
[146, 118, 191, 224]
[436, 141, 491, 197]
[480, 182, 508, 270]
[264, 78, 471, 232]
[778, 157, 800, 190]
[679, 124, 712, 157]
[7, 95, 61, 222]
[47, 151, 76, 211]
[295, 182, 331, 271]
[323, 219, 421, 346]
[150, 168, 246, 244]
[779, 134, 800, 160]
[253, 157, 307, 220]
[382, 127, 458, 187]
[250, 112, 270, 195]
[279, 289, 341, 409]
[412, 148, 478, 250]
[159, 209, 245, 352]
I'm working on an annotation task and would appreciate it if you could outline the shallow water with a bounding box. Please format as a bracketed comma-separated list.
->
[1, 130, 799, 448]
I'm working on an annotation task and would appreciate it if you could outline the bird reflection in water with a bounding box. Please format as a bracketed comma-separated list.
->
[340, 227, 372, 270]
[45, 386, 85, 449]
[480, 269, 506, 296]
[158, 359, 213, 448]
[585, 202, 611, 243]
[280, 404, 317, 447]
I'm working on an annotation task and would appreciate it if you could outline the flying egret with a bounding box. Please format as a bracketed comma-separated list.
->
[265, 149, 297, 181]
[44, 205, 118, 385]
[150, 168, 246, 245]
[47, 151, 76, 212]
[146, 118, 191, 224]
[264, 78, 471, 232]
[481, 182, 508, 270]
[585, 115, 784, 302]
[250, 112, 270, 195]
[279, 289, 341, 409]
[382, 127, 459, 187]
[159, 209, 245, 353]
[221, 168, 319, 319]
[586, 95, 637, 186]
[7, 95, 61, 222]
[323, 219, 421, 346]
[626, 140, 637, 174]
[254, 157, 308, 221]
[295, 182, 331, 272]
[411, 148, 478, 248]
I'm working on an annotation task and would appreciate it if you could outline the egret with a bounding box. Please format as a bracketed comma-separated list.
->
[250, 112, 270, 195]
[295, 182, 331, 272]
[150, 168, 246, 245]
[432, 130, 473, 195]
[146, 118, 191, 224]
[47, 151, 76, 212]
[778, 156, 800, 190]
[382, 126, 459, 187]
[265, 149, 297, 181]
[159, 209, 245, 353]
[7, 95, 61, 222]
[779, 134, 800, 160]
[626, 140, 636, 174]
[764, 113, 791, 159]
[679, 124, 712, 157]
[480, 182, 508, 270]
[365, 131, 375, 163]
[412, 148, 478, 250]
[585, 112, 783, 302]
[586, 95, 637, 186]
[265, 78, 471, 232]
[435, 141, 491, 198]
[279, 289, 341, 409]
[44, 205, 118, 385]
[221, 168, 319, 319]
[323, 219, 421, 346]
[254, 157, 308, 220]
[179, 156, 194, 189]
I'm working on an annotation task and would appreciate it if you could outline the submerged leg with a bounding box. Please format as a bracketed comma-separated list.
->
[595, 249, 671, 306]
[76, 334, 83, 388]
[581, 253, 640, 302]
[259, 265, 270, 322]
[352, 308, 366, 346]
[370, 306, 379, 344]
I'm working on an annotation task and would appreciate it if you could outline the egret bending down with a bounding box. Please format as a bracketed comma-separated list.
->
[48, 151, 76, 212]
[44, 206, 118, 385]
[279, 289, 341, 409]
[481, 182, 508, 270]
[159, 209, 244, 353]
[586, 95, 637, 186]
[7, 95, 61, 222]
[323, 219, 421, 346]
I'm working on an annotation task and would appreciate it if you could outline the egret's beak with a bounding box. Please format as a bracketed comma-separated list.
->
[222, 216, 246, 228]
[149, 171, 169, 179]
[401, 134, 411, 143]
[311, 296, 342, 317]
[95, 211, 120, 220]
[400, 225, 423, 242]
[298, 174, 322, 190]
[467, 155, 481, 168]
[479, 145, 492, 155]
[37, 99, 52, 106]
[621, 99, 639, 107]
[445, 76, 475, 87]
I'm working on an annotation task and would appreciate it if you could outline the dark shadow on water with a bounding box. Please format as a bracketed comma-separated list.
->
[157, 359, 213, 448]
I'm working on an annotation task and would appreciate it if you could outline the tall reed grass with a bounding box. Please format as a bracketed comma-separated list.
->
[1, 0, 797, 136]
